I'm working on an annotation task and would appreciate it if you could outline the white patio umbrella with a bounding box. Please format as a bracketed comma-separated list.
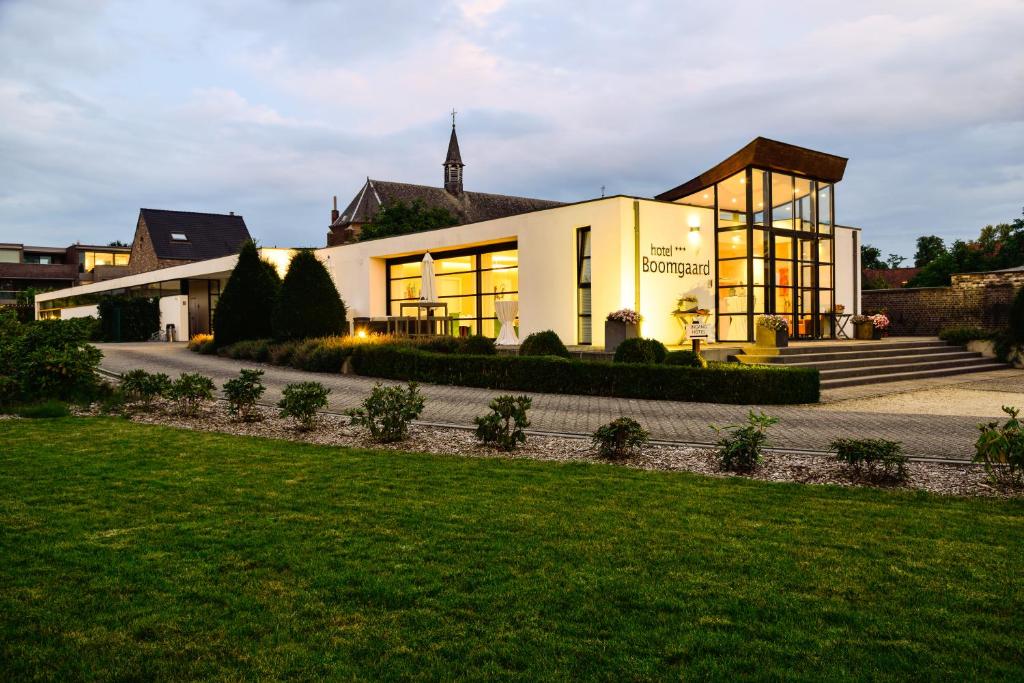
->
[419, 252, 438, 303]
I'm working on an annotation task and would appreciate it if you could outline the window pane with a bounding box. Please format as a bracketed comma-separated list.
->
[717, 315, 747, 341]
[481, 294, 517, 318]
[392, 278, 421, 300]
[819, 265, 833, 288]
[114, 253, 130, 266]
[818, 184, 833, 228]
[818, 239, 833, 263]
[435, 270, 475, 298]
[678, 188, 715, 208]
[579, 256, 591, 285]
[717, 171, 747, 212]
[718, 259, 748, 287]
[795, 178, 813, 232]
[752, 258, 765, 286]
[771, 172, 794, 230]
[719, 286, 747, 313]
[752, 229, 766, 257]
[718, 210, 746, 229]
[442, 295, 477, 318]
[800, 240, 815, 261]
[480, 249, 518, 269]
[820, 290, 834, 312]
[481, 267, 518, 297]
[775, 287, 794, 313]
[390, 262, 421, 280]
[435, 254, 474, 273]
[718, 230, 746, 259]
[800, 264, 815, 288]
[752, 286, 766, 313]
[774, 235, 793, 260]
[752, 170, 767, 226]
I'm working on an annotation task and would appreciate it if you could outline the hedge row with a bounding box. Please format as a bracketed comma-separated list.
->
[349, 346, 819, 404]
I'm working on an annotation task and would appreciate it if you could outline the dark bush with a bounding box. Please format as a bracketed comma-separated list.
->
[119, 369, 171, 406]
[223, 368, 266, 422]
[223, 339, 272, 362]
[97, 295, 159, 342]
[712, 411, 778, 473]
[416, 336, 462, 354]
[214, 240, 280, 348]
[830, 438, 908, 484]
[168, 373, 215, 417]
[664, 350, 707, 368]
[613, 337, 668, 364]
[460, 335, 497, 356]
[297, 338, 353, 373]
[1010, 287, 1024, 343]
[0, 310, 103, 405]
[975, 406, 1024, 488]
[347, 382, 425, 442]
[11, 400, 71, 419]
[349, 346, 819, 404]
[278, 381, 330, 431]
[274, 250, 347, 340]
[519, 330, 570, 358]
[269, 340, 300, 366]
[938, 326, 992, 347]
[592, 417, 649, 460]
[188, 334, 216, 354]
[475, 395, 531, 451]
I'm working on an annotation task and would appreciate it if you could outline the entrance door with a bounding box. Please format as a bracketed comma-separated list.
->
[772, 234, 822, 338]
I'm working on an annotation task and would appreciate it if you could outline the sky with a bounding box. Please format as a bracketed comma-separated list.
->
[1, 1, 1022, 260]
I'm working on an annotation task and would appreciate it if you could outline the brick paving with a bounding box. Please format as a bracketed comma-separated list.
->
[97, 343, 1024, 462]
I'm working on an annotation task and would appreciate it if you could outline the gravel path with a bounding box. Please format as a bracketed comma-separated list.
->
[97, 343, 1024, 462]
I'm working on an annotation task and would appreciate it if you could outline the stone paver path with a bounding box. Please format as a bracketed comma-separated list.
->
[97, 343, 1024, 462]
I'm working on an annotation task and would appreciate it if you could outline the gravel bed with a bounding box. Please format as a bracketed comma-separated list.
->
[65, 399, 1021, 498]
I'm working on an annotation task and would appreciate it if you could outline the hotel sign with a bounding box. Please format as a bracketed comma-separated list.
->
[687, 322, 712, 340]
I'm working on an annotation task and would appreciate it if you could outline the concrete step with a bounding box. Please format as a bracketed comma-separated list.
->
[737, 347, 966, 364]
[745, 339, 952, 356]
[778, 351, 984, 371]
[817, 356, 997, 380]
[820, 361, 1008, 389]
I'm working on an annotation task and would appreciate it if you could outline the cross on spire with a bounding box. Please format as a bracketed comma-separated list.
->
[451, 108, 457, 127]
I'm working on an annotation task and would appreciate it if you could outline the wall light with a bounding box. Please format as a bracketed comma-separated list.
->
[356, 329, 368, 338]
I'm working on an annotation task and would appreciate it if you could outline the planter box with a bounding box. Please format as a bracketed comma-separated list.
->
[853, 321, 874, 340]
[604, 320, 639, 352]
[756, 326, 788, 348]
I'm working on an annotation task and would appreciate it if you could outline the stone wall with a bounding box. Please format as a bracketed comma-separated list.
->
[951, 270, 1024, 289]
[862, 284, 1016, 335]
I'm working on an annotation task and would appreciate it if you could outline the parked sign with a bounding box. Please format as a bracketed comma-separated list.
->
[687, 322, 712, 340]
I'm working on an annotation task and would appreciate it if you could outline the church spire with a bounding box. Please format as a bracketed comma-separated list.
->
[444, 109, 464, 195]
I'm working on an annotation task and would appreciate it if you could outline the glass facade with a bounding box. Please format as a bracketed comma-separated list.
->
[680, 167, 836, 342]
[386, 242, 518, 337]
[577, 227, 592, 344]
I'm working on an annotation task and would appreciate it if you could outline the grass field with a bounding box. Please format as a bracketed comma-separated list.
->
[1, 417, 1022, 680]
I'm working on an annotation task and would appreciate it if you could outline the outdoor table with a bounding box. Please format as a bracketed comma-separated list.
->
[494, 300, 519, 345]
[399, 301, 450, 336]
[831, 312, 853, 339]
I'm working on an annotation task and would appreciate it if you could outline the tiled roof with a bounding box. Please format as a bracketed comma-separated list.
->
[444, 126, 463, 166]
[863, 267, 920, 288]
[332, 179, 563, 230]
[140, 209, 251, 261]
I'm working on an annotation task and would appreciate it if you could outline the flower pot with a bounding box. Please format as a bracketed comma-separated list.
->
[872, 327, 883, 340]
[604, 320, 639, 352]
[756, 326, 788, 348]
[854, 321, 874, 340]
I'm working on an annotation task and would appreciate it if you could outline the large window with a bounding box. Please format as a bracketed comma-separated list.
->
[577, 227, 592, 345]
[386, 242, 518, 337]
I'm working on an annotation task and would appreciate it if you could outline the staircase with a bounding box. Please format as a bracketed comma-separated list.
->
[735, 339, 1006, 389]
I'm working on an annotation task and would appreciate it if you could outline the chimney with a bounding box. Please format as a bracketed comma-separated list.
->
[330, 195, 340, 224]
[229, 211, 234, 216]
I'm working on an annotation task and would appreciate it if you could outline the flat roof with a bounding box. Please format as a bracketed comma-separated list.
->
[656, 137, 849, 202]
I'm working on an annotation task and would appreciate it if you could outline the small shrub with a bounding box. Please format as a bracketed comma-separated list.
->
[519, 330, 570, 358]
[830, 438, 908, 484]
[168, 373, 216, 417]
[223, 369, 266, 421]
[347, 382, 425, 442]
[222, 339, 272, 362]
[119, 369, 171, 406]
[188, 334, 216, 354]
[712, 411, 778, 473]
[475, 395, 532, 451]
[12, 400, 71, 419]
[96, 384, 128, 415]
[664, 350, 707, 368]
[460, 335, 497, 356]
[278, 381, 330, 431]
[592, 417, 649, 460]
[939, 325, 992, 347]
[613, 338, 668, 364]
[974, 406, 1024, 488]
[269, 340, 300, 366]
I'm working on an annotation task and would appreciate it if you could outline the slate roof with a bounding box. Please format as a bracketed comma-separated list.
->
[331, 179, 563, 231]
[140, 208, 251, 261]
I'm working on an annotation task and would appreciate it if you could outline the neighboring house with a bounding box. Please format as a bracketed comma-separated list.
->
[0, 242, 131, 305]
[128, 208, 251, 275]
[862, 267, 921, 289]
[327, 122, 563, 245]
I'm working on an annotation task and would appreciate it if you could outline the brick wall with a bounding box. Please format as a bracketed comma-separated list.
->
[862, 284, 1016, 335]
[951, 270, 1024, 289]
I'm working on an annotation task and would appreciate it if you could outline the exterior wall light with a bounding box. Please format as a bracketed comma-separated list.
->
[356, 329, 368, 338]
[687, 216, 701, 245]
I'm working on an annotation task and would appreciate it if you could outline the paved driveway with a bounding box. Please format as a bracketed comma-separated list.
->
[97, 343, 1024, 461]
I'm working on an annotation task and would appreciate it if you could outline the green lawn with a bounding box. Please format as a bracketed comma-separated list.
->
[1, 418, 1022, 681]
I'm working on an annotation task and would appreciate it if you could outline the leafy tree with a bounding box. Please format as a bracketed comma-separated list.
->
[885, 253, 907, 269]
[913, 235, 947, 267]
[273, 250, 347, 340]
[360, 200, 459, 241]
[107, 240, 129, 247]
[907, 211, 1024, 287]
[861, 244, 886, 270]
[213, 240, 280, 347]
[862, 273, 891, 290]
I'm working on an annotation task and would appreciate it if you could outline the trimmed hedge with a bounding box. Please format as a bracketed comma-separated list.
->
[350, 346, 819, 404]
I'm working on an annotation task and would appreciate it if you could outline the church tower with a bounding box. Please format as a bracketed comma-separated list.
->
[443, 110, 464, 195]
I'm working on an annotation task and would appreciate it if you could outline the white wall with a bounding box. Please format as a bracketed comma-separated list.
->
[834, 226, 860, 315]
[159, 295, 189, 340]
[60, 304, 99, 319]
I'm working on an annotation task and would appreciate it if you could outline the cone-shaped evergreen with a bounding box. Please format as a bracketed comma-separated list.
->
[274, 249, 347, 340]
[213, 240, 280, 347]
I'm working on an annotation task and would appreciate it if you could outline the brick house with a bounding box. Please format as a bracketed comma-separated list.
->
[127, 208, 251, 275]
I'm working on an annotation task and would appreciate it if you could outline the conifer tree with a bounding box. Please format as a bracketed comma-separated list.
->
[213, 240, 280, 347]
[274, 249, 347, 340]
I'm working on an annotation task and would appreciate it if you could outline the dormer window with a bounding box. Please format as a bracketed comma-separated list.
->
[170, 232, 188, 242]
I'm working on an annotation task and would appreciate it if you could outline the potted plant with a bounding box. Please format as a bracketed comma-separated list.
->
[605, 308, 641, 352]
[851, 314, 874, 340]
[756, 314, 790, 347]
[870, 313, 890, 339]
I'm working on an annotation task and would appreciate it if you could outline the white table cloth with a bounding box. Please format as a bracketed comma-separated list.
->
[495, 300, 519, 346]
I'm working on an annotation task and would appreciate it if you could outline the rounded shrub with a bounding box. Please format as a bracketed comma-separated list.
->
[613, 337, 668, 364]
[664, 350, 706, 368]
[274, 250, 347, 340]
[519, 330, 570, 358]
[213, 240, 281, 348]
[460, 335, 497, 356]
